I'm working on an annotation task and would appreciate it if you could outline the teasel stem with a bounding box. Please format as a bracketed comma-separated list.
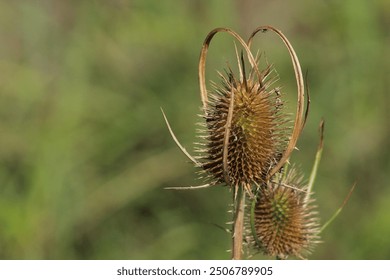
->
[232, 186, 246, 260]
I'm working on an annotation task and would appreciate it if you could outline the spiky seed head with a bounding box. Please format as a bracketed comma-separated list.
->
[253, 169, 320, 259]
[196, 61, 288, 195]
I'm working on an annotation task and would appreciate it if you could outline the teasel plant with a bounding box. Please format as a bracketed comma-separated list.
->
[248, 122, 324, 260]
[161, 26, 354, 260]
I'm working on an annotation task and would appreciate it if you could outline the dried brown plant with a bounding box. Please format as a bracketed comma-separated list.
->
[161, 26, 324, 260]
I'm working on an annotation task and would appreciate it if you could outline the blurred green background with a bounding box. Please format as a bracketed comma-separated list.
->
[0, 0, 389, 259]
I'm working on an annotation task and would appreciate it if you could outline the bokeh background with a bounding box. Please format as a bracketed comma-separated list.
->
[0, 0, 389, 259]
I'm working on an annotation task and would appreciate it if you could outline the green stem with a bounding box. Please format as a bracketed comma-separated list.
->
[305, 120, 324, 205]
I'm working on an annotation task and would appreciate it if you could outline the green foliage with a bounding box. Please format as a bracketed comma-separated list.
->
[0, 0, 389, 259]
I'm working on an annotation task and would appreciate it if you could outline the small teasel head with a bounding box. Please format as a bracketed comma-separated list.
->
[196, 53, 289, 196]
[250, 167, 320, 259]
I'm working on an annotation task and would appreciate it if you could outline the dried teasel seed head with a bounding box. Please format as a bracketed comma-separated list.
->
[194, 27, 306, 197]
[196, 56, 289, 195]
[252, 168, 320, 259]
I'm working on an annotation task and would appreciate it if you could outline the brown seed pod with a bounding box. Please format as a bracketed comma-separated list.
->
[196, 59, 288, 195]
[162, 26, 306, 196]
[252, 168, 320, 259]
[195, 27, 306, 197]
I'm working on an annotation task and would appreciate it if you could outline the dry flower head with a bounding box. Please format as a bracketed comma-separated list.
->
[251, 168, 321, 259]
[163, 26, 307, 197]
